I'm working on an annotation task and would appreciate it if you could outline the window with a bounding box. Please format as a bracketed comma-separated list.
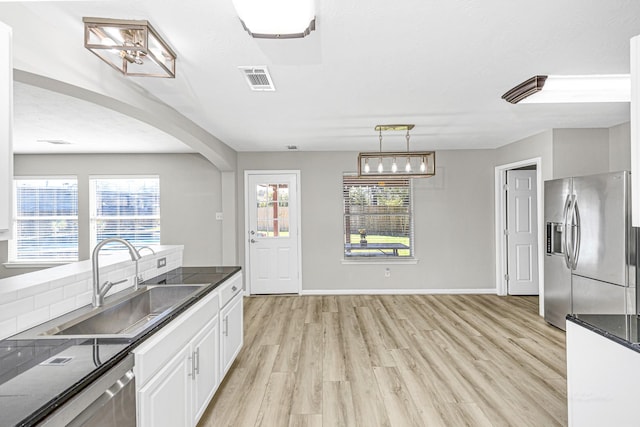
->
[343, 174, 413, 258]
[9, 178, 79, 262]
[90, 177, 160, 248]
[256, 183, 289, 237]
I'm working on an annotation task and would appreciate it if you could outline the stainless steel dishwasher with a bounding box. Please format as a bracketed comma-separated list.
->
[39, 353, 136, 427]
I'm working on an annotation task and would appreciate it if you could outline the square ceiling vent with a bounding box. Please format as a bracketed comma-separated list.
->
[239, 66, 276, 91]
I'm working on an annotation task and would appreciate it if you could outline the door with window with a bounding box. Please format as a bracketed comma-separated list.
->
[246, 172, 300, 294]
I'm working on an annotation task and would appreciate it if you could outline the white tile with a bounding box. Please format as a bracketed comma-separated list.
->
[0, 291, 17, 305]
[17, 306, 50, 331]
[17, 282, 51, 299]
[50, 298, 77, 318]
[64, 280, 90, 299]
[75, 292, 92, 308]
[0, 298, 35, 322]
[49, 276, 73, 290]
[0, 318, 17, 340]
[34, 287, 65, 308]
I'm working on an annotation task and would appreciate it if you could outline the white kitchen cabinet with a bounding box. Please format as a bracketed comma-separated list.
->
[192, 316, 220, 423]
[219, 272, 243, 377]
[221, 292, 243, 376]
[566, 320, 640, 427]
[138, 346, 192, 427]
[0, 22, 13, 241]
[134, 289, 220, 427]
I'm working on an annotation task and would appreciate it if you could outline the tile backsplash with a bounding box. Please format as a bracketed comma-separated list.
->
[0, 245, 183, 340]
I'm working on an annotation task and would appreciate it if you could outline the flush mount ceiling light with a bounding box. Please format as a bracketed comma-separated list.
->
[231, 0, 316, 39]
[357, 125, 436, 178]
[83, 17, 176, 78]
[502, 74, 630, 104]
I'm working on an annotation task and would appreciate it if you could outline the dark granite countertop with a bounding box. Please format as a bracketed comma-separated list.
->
[567, 313, 640, 353]
[0, 266, 240, 427]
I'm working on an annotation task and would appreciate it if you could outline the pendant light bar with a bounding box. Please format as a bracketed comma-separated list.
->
[357, 124, 435, 178]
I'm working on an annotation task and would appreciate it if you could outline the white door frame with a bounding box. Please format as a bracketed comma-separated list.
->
[244, 170, 302, 295]
[494, 157, 544, 316]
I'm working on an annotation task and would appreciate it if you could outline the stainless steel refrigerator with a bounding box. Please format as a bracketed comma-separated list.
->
[544, 171, 636, 330]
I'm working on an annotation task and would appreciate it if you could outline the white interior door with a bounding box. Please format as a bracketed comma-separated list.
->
[506, 169, 539, 295]
[246, 172, 300, 294]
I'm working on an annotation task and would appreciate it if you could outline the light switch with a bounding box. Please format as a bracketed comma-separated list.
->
[216, 212, 223, 220]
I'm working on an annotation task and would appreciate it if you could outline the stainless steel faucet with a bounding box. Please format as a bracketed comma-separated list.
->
[134, 246, 156, 287]
[92, 238, 142, 308]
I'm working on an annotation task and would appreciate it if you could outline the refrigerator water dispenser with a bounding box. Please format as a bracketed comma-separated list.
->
[546, 222, 564, 255]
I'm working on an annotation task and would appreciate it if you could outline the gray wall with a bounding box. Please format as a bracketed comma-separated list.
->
[494, 130, 553, 178]
[552, 128, 610, 178]
[237, 150, 496, 292]
[2, 124, 631, 290]
[0, 153, 224, 278]
[609, 122, 632, 172]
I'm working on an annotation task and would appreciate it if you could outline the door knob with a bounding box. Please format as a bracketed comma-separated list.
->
[250, 239, 257, 243]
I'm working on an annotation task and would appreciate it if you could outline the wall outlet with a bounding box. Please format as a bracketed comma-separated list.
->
[215, 212, 223, 220]
[157, 257, 167, 268]
[385, 268, 391, 278]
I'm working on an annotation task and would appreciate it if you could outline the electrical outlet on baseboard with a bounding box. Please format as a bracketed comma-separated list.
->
[385, 268, 391, 278]
[157, 257, 167, 268]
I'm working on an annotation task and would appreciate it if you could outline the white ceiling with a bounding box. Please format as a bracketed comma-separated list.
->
[2, 0, 640, 155]
[13, 82, 194, 154]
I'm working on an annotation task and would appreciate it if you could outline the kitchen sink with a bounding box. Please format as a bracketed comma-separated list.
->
[15, 285, 207, 340]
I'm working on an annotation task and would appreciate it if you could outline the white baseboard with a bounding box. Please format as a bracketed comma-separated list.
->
[299, 288, 497, 296]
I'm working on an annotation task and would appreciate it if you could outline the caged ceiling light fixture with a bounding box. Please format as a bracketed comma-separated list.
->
[357, 125, 436, 178]
[83, 17, 177, 78]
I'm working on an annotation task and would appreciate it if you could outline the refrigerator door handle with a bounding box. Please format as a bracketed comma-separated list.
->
[562, 194, 573, 269]
[571, 198, 581, 270]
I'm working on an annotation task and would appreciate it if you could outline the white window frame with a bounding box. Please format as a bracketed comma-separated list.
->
[89, 175, 161, 249]
[8, 176, 79, 265]
[342, 173, 416, 264]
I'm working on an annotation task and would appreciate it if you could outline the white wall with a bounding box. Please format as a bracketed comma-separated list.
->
[237, 150, 496, 292]
[0, 153, 226, 278]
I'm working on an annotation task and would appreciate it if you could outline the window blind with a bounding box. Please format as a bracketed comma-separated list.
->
[343, 175, 413, 258]
[90, 177, 160, 248]
[9, 178, 79, 262]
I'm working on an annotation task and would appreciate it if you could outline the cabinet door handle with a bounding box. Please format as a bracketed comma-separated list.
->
[194, 347, 200, 375]
[224, 316, 229, 336]
[232, 285, 237, 292]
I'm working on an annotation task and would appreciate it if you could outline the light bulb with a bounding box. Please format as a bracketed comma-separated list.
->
[378, 160, 384, 173]
[405, 159, 412, 172]
[364, 159, 370, 173]
[420, 158, 426, 173]
[391, 158, 398, 173]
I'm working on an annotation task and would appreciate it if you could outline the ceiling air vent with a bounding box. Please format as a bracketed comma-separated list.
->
[238, 66, 276, 91]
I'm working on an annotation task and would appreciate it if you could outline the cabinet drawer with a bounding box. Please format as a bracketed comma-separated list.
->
[134, 289, 219, 387]
[219, 273, 242, 308]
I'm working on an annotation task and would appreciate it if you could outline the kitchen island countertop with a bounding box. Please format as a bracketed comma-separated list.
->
[567, 313, 640, 353]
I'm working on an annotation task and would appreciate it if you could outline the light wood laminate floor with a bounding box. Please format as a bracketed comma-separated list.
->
[198, 294, 566, 427]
